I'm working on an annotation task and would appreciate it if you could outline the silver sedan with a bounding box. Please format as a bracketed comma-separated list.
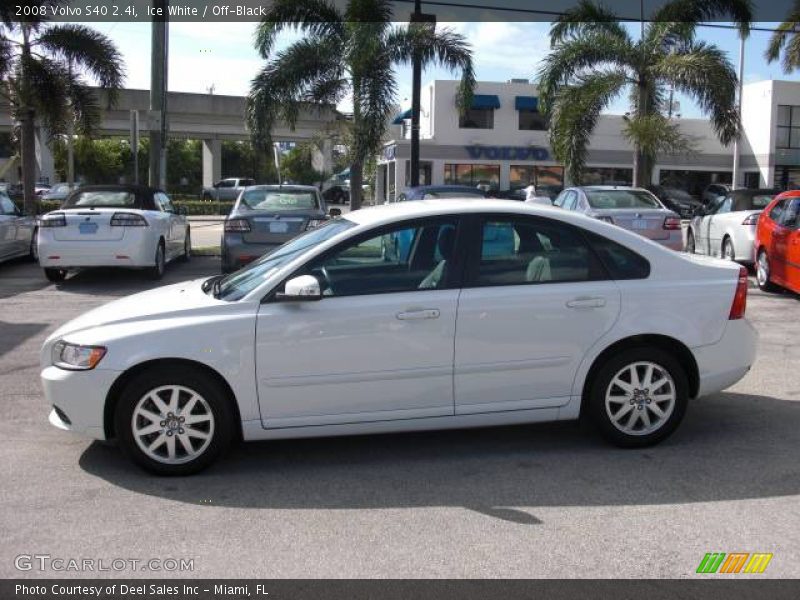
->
[553, 186, 683, 251]
[0, 191, 36, 264]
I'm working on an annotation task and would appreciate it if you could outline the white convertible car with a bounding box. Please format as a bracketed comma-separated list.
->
[37, 185, 190, 282]
[41, 200, 757, 475]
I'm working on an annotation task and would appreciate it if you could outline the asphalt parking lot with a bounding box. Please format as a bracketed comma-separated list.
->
[0, 255, 798, 579]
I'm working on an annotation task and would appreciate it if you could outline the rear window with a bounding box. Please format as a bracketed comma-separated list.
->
[421, 191, 485, 199]
[586, 232, 651, 280]
[586, 190, 661, 209]
[63, 191, 136, 208]
[240, 189, 319, 211]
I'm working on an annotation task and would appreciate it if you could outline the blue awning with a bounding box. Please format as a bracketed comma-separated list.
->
[515, 96, 539, 111]
[392, 108, 412, 124]
[471, 94, 501, 109]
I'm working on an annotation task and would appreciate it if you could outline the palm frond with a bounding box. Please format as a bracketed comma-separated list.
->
[650, 0, 752, 39]
[254, 0, 344, 58]
[344, 0, 393, 24]
[386, 25, 475, 112]
[622, 113, 697, 163]
[766, 2, 800, 72]
[548, 70, 627, 183]
[651, 42, 740, 144]
[549, 0, 630, 46]
[64, 72, 100, 136]
[36, 24, 124, 102]
[18, 54, 69, 134]
[536, 32, 636, 114]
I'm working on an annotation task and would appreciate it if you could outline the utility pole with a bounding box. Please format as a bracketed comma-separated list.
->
[149, 0, 168, 188]
[130, 110, 140, 184]
[732, 35, 745, 190]
[409, 2, 435, 188]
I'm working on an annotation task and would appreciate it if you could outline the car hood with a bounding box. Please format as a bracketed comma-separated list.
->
[46, 278, 222, 342]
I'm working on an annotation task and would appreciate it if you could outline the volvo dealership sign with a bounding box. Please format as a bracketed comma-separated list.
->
[465, 145, 550, 161]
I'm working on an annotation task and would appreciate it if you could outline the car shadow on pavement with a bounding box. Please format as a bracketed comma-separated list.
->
[0, 259, 49, 300]
[0, 321, 48, 360]
[79, 391, 800, 523]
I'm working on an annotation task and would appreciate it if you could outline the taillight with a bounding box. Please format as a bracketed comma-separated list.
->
[663, 217, 682, 230]
[38, 213, 66, 227]
[224, 218, 251, 232]
[729, 265, 748, 320]
[110, 212, 148, 226]
[742, 213, 760, 225]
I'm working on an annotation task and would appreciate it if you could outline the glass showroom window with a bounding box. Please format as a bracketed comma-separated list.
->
[444, 164, 500, 191]
[518, 108, 548, 131]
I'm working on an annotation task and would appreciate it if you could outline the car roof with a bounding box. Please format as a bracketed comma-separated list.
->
[71, 184, 161, 195]
[246, 184, 319, 192]
[573, 186, 652, 193]
[404, 185, 483, 193]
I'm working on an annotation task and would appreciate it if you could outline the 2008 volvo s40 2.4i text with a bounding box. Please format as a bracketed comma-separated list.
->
[41, 200, 757, 475]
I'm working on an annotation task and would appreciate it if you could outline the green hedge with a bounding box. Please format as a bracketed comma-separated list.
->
[173, 200, 234, 216]
[35, 199, 232, 216]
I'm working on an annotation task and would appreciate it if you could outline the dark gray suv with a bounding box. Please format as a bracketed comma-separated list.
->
[221, 185, 335, 273]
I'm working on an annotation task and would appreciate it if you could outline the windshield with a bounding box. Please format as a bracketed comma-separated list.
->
[240, 189, 320, 211]
[215, 218, 356, 301]
[586, 190, 661, 209]
[63, 190, 136, 208]
[48, 184, 71, 195]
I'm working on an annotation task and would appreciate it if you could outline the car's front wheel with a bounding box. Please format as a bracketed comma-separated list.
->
[149, 241, 166, 280]
[685, 230, 696, 254]
[29, 227, 38, 262]
[180, 229, 191, 262]
[115, 366, 234, 475]
[587, 348, 688, 448]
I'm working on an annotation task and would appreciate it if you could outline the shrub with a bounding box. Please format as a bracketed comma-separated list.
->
[173, 200, 234, 216]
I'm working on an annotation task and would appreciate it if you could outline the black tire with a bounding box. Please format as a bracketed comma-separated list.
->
[29, 227, 38, 262]
[149, 241, 166, 280]
[722, 237, 735, 262]
[586, 347, 689, 448]
[756, 248, 779, 292]
[44, 267, 67, 282]
[114, 366, 234, 476]
[685, 230, 696, 254]
[180, 229, 191, 262]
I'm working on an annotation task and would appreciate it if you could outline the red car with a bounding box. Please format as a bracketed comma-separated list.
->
[754, 190, 800, 293]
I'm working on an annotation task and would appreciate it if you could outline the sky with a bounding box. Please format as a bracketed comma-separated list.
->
[86, 20, 800, 120]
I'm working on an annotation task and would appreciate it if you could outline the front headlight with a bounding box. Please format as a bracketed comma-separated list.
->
[52, 341, 107, 370]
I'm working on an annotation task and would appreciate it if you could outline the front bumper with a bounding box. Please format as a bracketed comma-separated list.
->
[41, 366, 121, 440]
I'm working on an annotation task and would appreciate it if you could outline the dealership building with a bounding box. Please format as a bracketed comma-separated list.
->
[375, 78, 800, 201]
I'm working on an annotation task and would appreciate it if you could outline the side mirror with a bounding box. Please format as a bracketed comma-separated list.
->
[328, 207, 342, 218]
[276, 275, 322, 302]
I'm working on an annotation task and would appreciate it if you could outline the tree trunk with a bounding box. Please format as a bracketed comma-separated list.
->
[633, 76, 651, 188]
[20, 109, 37, 215]
[350, 160, 363, 211]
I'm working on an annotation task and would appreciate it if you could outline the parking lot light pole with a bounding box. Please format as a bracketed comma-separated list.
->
[409, 3, 435, 188]
[732, 36, 745, 190]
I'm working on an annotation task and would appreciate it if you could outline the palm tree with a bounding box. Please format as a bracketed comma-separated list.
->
[537, 0, 751, 187]
[247, 0, 475, 210]
[766, 1, 800, 72]
[0, 1, 124, 214]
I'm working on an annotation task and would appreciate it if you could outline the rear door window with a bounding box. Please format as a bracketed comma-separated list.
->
[585, 231, 651, 280]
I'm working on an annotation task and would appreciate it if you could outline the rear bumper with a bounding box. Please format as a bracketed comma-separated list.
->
[693, 318, 758, 398]
[38, 229, 156, 268]
[221, 234, 282, 270]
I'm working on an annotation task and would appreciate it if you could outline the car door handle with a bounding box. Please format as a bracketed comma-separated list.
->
[396, 309, 440, 320]
[566, 297, 606, 309]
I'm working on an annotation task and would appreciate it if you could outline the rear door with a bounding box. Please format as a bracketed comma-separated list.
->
[707, 195, 734, 255]
[156, 192, 183, 257]
[0, 194, 21, 258]
[454, 214, 621, 413]
[778, 198, 800, 289]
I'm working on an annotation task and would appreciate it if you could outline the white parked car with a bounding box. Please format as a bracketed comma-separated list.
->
[686, 188, 776, 263]
[37, 185, 190, 282]
[41, 200, 757, 475]
[0, 191, 37, 264]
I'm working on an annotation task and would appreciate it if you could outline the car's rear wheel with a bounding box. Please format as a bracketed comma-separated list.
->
[587, 348, 688, 448]
[29, 228, 38, 262]
[149, 241, 166, 280]
[685, 230, 696, 254]
[115, 366, 234, 475]
[180, 229, 191, 262]
[722, 237, 735, 261]
[44, 267, 67, 283]
[756, 248, 779, 292]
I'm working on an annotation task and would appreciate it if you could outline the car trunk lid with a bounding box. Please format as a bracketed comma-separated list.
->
[53, 208, 125, 242]
[602, 208, 675, 241]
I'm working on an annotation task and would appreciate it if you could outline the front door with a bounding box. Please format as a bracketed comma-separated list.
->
[780, 198, 800, 290]
[454, 215, 621, 413]
[255, 217, 462, 427]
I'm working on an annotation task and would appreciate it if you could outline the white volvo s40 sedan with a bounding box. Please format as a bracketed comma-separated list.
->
[41, 200, 757, 475]
[37, 185, 190, 282]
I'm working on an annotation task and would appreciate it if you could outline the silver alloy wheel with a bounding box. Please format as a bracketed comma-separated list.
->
[131, 385, 215, 465]
[723, 239, 735, 261]
[605, 361, 676, 436]
[757, 251, 770, 287]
